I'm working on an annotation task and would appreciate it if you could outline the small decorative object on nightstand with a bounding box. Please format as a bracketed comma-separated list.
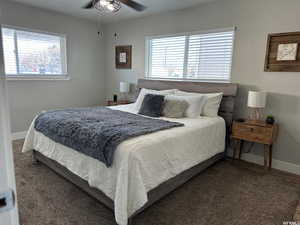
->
[120, 82, 130, 101]
[113, 94, 118, 102]
[107, 100, 131, 106]
[231, 120, 278, 170]
[266, 115, 275, 125]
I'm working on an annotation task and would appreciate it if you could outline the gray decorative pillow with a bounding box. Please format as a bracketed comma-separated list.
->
[163, 99, 188, 118]
[138, 94, 165, 117]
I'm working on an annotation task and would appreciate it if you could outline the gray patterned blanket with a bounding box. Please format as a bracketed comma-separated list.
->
[34, 107, 183, 167]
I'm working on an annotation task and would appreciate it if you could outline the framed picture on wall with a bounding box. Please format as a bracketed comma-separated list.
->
[115, 45, 132, 69]
[264, 31, 300, 72]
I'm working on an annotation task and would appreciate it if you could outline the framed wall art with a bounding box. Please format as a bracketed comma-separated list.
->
[265, 32, 300, 72]
[115, 45, 132, 69]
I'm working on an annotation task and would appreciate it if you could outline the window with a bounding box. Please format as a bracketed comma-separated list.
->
[1, 26, 67, 79]
[146, 28, 235, 82]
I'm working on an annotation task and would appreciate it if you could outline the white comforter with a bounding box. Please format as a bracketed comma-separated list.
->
[22, 104, 225, 225]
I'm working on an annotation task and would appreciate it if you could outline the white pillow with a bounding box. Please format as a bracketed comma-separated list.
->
[202, 93, 223, 117]
[175, 90, 223, 117]
[164, 95, 207, 118]
[135, 88, 177, 111]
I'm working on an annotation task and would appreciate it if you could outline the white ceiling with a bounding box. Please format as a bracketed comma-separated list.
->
[12, 0, 216, 23]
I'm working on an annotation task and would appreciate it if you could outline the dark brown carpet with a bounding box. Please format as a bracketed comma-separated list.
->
[13, 140, 300, 225]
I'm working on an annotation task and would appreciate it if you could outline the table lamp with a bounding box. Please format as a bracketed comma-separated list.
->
[247, 91, 267, 124]
[120, 82, 130, 100]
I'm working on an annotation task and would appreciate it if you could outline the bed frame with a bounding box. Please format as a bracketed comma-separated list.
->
[32, 79, 238, 225]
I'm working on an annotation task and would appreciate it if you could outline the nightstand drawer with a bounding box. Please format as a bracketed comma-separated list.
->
[232, 122, 273, 144]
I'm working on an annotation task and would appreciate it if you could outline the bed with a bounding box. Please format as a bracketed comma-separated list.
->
[22, 79, 238, 225]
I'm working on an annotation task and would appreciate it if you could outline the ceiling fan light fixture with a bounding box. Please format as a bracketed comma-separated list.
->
[99, 0, 108, 6]
[94, 0, 121, 13]
[107, 3, 115, 11]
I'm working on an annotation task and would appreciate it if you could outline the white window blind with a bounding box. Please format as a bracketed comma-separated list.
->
[147, 28, 235, 81]
[1, 26, 67, 79]
[150, 36, 186, 79]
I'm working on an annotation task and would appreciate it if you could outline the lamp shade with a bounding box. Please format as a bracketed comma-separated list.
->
[120, 82, 130, 93]
[247, 91, 267, 108]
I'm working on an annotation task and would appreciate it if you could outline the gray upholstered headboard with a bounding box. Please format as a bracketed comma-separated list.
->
[137, 79, 238, 129]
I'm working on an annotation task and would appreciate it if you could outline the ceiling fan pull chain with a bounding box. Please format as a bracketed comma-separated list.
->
[97, 12, 104, 38]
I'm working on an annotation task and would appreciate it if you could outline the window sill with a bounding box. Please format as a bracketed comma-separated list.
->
[5, 75, 70, 81]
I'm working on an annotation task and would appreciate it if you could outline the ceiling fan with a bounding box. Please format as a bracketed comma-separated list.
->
[83, 0, 147, 13]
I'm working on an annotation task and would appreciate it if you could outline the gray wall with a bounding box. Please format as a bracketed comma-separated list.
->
[103, 0, 300, 165]
[0, 0, 105, 132]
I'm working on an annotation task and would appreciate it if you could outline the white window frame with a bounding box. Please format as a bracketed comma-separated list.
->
[0, 27, 20, 225]
[1, 25, 68, 81]
[145, 27, 236, 83]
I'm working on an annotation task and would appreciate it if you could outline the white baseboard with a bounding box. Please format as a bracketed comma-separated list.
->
[11, 131, 27, 140]
[241, 152, 300, 176]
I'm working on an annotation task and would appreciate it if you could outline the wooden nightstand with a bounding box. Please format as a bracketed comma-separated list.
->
[231, 121, 278, 170]
[107, 100, 131, 106]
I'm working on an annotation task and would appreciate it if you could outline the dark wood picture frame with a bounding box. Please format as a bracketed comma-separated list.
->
[264, 32, 300, 72]
[115, 45, 132, 69]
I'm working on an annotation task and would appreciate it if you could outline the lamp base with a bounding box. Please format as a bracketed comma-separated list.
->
[119, 93, 128, 101]
[248, 107, 264, 123]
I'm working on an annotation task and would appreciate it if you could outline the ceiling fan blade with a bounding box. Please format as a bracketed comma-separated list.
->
[82, 0, 99, 9]
[119, 0, 147, 11]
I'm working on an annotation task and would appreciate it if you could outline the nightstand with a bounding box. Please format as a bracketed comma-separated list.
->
[231, 121, 278, 170]
[107, 100, 131, 106]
